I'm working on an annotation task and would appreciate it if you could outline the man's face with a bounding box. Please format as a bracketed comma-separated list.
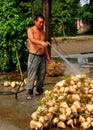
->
[35, 17, 44, 30]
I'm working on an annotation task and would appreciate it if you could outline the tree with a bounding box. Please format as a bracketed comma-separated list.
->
[0, 0, 27, 71]
[78, 0, 93, 33]
[51, 0, 80, 36]
[2, 0, 92, 71]
[0, 0, 52, 71]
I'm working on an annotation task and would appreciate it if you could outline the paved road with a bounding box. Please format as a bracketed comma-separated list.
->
[51, 35, 93, 56]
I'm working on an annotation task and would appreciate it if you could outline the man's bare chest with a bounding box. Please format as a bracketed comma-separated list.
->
[32, 28, 44, 40]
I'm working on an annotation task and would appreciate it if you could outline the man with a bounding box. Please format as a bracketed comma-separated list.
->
[26, 15, 50, 100]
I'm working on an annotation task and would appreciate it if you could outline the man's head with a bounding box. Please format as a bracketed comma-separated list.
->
[34, 15, 45, 30]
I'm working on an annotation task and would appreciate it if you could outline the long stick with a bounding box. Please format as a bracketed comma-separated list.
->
[14, 43, 23, 81]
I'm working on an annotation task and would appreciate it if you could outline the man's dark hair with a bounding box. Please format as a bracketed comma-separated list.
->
[34, 14, 45, 21]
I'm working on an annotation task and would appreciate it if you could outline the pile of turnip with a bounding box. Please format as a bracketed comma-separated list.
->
[46, 61, 65, 76]
[3, 78, 27, 88]
[30, 74, 93, 130]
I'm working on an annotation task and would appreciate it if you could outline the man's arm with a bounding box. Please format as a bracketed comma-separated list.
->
[45, 47, 51, 63]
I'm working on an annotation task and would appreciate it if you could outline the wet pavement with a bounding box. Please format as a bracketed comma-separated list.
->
[0, 72, 62, 130]
[0, 93, 40, 130]
[1, 72, 93, 130]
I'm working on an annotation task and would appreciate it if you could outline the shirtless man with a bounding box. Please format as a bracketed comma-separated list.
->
[26, 15, 50, 100]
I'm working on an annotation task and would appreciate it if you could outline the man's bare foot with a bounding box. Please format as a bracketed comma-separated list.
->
[26, 95, 32, 100]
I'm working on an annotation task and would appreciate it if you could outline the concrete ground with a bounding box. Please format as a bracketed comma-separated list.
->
[0, 90, 41, 130]
[0, 73, 62, 130]
[0, 119, 22, 130]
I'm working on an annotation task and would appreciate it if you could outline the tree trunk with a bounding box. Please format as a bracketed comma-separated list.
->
[90, 0, 93, 4]
[31, 0, 34, 20]
[62, 24, 65, 37]
[42, 0, 52, 56]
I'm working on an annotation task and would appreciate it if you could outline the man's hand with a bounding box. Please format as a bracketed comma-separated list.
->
[41, 41, 50, 48]
[46, 56, 51, 64]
